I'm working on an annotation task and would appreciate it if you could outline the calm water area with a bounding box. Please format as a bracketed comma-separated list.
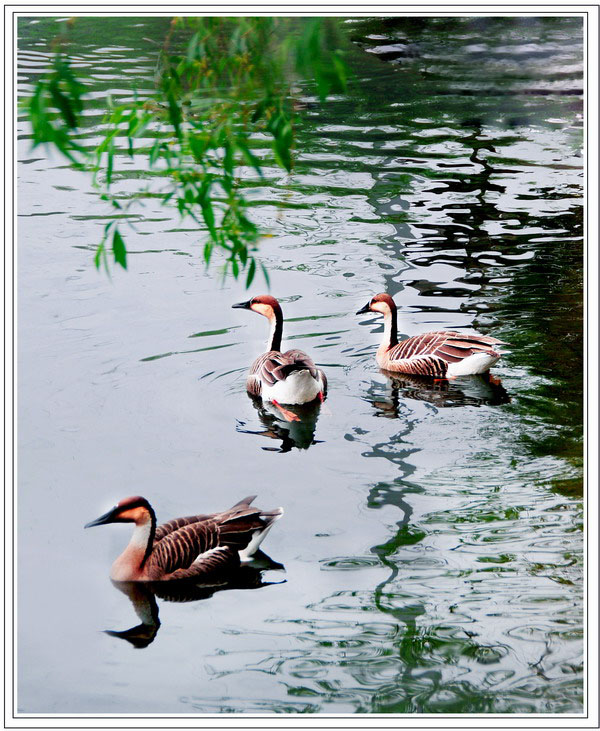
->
[17, 16, 584, 714]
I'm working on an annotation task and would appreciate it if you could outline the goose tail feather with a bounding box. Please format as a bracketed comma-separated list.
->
[230, 495, 257, 509]
[240, 507, 284, 561]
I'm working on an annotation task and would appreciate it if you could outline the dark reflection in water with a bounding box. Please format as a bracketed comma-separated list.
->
[364, 479, 513, 712]
[108, 554, 285, 649]
[368, 372, 510, 415]
[236, 396, 323, 452]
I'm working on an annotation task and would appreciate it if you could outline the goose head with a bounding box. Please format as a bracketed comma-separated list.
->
[84, 496, 154, 529]
[356, 293, 397, 316]
[232, 294, 282, 321]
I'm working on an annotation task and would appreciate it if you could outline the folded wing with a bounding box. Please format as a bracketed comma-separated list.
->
[154, 495, 258, 543]
[247, 349, 325, 396]
[389, 332, 505, 364]
[147, 496, 280, 580]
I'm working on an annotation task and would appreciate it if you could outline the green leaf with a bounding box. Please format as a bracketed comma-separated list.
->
[237, 213, 257, 235]
[201, 199, 217, 239]
[223, 139, 234, 177]
[166, 90, 182, 140]
[273, 136, 293, 172]
[187, 32, 199, 61]
[106, 142, 114, 185]
[189, 134, 209, 163]
[260, 262, 270, 288]
[251, 97, 269, 123]
[333, 51, 347, 91]
[149, 139, 161, 167]
[245, 257, 256, 287]
[112, 228, 127, 269]
[237, 140, 264, 178]
[48, 81, 77, 128]
[94, 241, 105, 270]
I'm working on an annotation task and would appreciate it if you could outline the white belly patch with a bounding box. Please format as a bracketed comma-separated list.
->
[262, 370, 321, 404]
[447, 352, 500, 376]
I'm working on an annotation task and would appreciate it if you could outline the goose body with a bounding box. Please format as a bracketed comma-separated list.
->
[357, 293, 505, 378]
[233, 295, 327, 405]
[85, 495, 283, 582]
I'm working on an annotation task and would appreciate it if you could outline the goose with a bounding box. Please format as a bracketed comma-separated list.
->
[232, 295, 327, 412]
[85, 495, 283, 582]
[356, 293, 505, 378]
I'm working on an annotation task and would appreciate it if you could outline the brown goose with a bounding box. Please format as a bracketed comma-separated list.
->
[232, 295, 327, 409]
[356, 293, 505, 378]
[85, 495, 283, 582]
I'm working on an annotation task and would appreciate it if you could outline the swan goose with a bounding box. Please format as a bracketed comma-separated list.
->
[232, 295, 327, 409]
[356, 293, 505, 378]
[85, 495, 283, 582]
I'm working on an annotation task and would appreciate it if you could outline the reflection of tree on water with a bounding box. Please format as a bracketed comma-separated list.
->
[106, 556, 284, 649]
[360, 410, 430, 709]
[358, 475, 507, 712]
[369, 371, 510, 416]
[350, 396, 507, 711]
[369, 501, 430, 711]
[236, 396, 323, 453]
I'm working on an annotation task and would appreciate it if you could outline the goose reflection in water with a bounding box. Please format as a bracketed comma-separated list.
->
[370, 371, 510, 416]
[106, 555, 285, 649]
[236, 395, 323, 453]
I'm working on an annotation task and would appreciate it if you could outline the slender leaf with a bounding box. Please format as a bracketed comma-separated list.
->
[94, 241, 105, 270]
[260, 262, 270, 288]
[246, 257, 256, 287]
[236, 140, 263, 178]
[112, 228, 127, 269]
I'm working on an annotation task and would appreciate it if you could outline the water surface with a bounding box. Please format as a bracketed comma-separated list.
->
[17, 16, 583, 715]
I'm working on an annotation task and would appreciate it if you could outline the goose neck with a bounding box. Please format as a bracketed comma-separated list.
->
[382, 306, 398, 350]
[267, 306, 283, 352]
[128, 508, 156, 569]
[140, 508, 156, 567]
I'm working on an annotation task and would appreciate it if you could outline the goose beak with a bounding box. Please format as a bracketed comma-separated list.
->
[85, 506, 119, 528]
[232, 300, 252, 310]
[356, 302, 371, 315]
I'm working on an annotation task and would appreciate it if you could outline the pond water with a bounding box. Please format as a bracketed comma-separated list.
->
[16, 16, 584, 715]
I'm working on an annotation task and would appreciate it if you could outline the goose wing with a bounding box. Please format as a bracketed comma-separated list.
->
[146, 519, 224, 580]
[249, 349, 320, 390]
[154, 496, 257, 543]
[154, 514, 212, 543]
[389, 331, 505, 364]
[147, 497, 280, 579]
[281, 349, 320, 379]
[157, 545, 240, 582]
[383, 354, 450, 377]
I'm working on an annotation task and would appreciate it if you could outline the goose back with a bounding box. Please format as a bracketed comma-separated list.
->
[247, 349, 327, 402]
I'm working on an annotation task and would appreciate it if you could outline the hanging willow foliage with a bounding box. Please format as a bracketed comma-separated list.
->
[25, 16, 348, 285]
